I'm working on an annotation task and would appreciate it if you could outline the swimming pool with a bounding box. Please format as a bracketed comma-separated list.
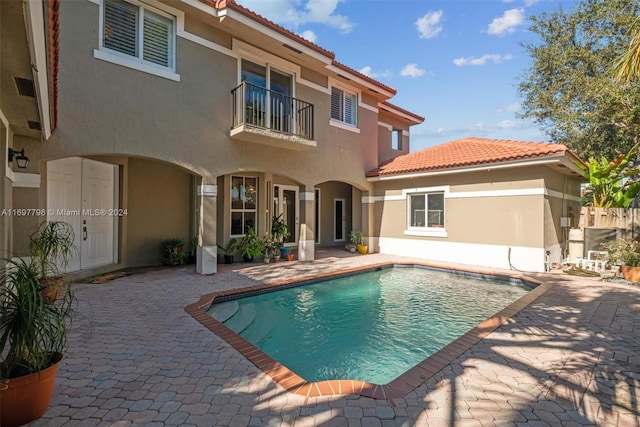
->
[207, 265, 531, 384]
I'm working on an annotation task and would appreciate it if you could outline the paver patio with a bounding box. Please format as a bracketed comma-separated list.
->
[30, 250, 640, 426]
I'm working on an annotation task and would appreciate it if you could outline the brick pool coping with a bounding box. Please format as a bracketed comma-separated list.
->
[184, 261, 553, 400]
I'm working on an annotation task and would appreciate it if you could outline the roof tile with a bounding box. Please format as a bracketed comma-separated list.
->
[367, 137, 583, 177]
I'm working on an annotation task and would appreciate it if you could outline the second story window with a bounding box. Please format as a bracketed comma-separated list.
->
[391, 129, 402, 150]
[103, 0, 175, 70]
[331, 87, 357, 126]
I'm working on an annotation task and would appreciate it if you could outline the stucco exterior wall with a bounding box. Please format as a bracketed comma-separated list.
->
[370, 165, 577, 271]
[126, 158, 193, 267]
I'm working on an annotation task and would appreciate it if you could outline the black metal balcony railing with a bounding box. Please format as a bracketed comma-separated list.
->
[231, 81, 314, 141]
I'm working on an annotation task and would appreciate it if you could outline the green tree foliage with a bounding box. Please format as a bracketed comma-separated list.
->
[518, 0, 640, 160]
[614, 18, 640, 81]
[582, 144, 640, 207]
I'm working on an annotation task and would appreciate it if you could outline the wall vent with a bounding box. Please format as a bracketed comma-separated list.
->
[28, 121, 41, 130]
[15, 77, 36, 97]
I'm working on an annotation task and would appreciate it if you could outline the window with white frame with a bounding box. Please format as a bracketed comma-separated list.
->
[231, 176, 257, 236]
[331, 86, 357, 126]
[407, 192, 444, 229]
[391, 129, 402, 150]
[102, 0, 175, 69]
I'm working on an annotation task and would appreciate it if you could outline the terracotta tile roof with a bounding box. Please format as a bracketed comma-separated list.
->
[47, 0, 60, 131]
[367, 137, 584, 177]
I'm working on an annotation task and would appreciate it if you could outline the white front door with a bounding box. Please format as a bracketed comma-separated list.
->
[273, 185, 298, 246]
[47, 157, 117, 271]
[81, 159, 116, 269]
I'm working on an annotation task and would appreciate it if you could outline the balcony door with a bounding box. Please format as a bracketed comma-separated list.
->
[240, 59, 292, 132]
[273, 185, 298, 246]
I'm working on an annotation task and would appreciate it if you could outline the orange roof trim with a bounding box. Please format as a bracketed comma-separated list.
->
[367, 137, 585, 177]
[379, 101, 425, 123]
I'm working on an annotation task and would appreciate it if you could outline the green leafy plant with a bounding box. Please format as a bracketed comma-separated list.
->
[262, 235, 278, 260]
[0, 257, 74, 380]
[216, 238, 237, 255]
[351, 231, 363, 246]
[28, 221, 76, 280]
[160, 238, 185, 266]
[271, 214, 289, 249]
[581, 144, 640, 208]
[237, 227, 263, 260]
[602, 239, 640, 267]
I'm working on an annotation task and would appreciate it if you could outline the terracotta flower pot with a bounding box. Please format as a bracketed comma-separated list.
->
[39, 277, 63, 304]
[1, 354, 62, 427]
[622, 265, 640, 282]
[285, 253, 294, 261]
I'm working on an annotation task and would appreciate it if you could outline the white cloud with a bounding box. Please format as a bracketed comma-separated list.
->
[359, 66, 391, 79]
[400, 63, 427, 78]
[415, 10, 443, 39]
[497, 102, 521, 113]
[300, 30, 317, 42]
[236, 0, 353, 33]
[524, 0, 541, 6]
[453, 54, 513, 67]
[487, 8, 524, 36]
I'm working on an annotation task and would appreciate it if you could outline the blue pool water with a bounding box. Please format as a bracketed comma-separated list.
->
[208, 266, 531, 384]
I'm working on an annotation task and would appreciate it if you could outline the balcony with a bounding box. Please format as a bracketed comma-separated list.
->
[230, 82, 316, 150]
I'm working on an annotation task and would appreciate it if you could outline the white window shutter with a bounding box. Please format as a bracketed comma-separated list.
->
[143, 11, 172, 68]
[103, 0, 138, 57]
[331, 87, 343, 121]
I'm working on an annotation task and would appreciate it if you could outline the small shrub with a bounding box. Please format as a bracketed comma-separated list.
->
[601, 239, 640, 267]
[161, 238, 185, 266]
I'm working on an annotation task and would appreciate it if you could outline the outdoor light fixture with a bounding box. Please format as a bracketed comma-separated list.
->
[8, 148, 30, 169]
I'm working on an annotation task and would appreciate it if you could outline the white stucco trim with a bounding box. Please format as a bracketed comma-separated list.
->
[379, 237, 545, 273]
[377, 121, 393, 131]
[179, 31, 235, 58]
[1, 108, 13, 182]
[12, 173, 40, 188]
[329, 119, 360, 133]
[402, 185, 450, 197]
[196, 185, 217, 197]
[359, 102, 378, 113]
[404, 229, 448, 238]
[24, 0, 52, 138]
[546, 189, 582, 202]
[297, 78, 330, 94]
[300, 191, 315, 201]
[371, 187, 581, 202]
[402, 130, 410, 136]
[197, 245, 217, 275]
[93, 50, 181, 82]
[298, 239, 315, 261]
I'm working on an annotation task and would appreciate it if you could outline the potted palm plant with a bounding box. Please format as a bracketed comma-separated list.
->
[28, 221, 76, 303]
[1, 256, 75, 426]
[217, 238, 237, 264]
[271, 214, 290, 258]
[352, 231, 368, 254]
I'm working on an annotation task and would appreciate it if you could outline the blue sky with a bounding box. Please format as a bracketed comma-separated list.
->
[235, 0, 579, 152]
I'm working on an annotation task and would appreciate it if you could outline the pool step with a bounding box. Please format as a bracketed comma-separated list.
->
[241, 304, 276, 345]
[223, 303, 256, 334]
[208, 301, 239, 323]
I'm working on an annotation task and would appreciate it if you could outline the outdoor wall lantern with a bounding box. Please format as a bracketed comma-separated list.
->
[8, 148, 30, 169]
